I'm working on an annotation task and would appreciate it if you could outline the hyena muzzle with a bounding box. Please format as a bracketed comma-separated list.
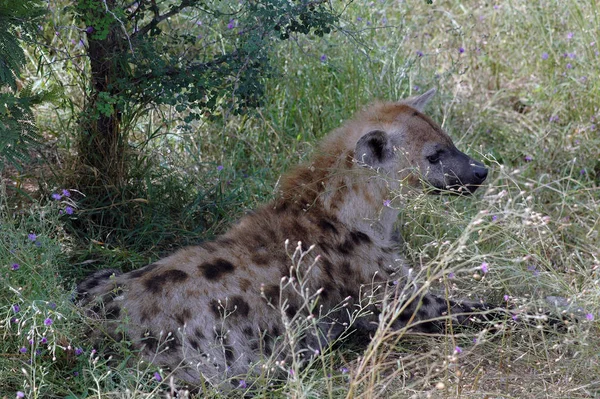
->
[77, 88, 495, 389]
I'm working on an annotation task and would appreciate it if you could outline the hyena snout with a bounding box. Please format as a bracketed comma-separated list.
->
[446, 156, 488, 194]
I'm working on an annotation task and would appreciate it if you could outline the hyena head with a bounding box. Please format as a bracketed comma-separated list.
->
[354, 88, 488, 194]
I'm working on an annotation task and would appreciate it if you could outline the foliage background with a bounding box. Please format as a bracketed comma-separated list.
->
[1, 0, 599, 398]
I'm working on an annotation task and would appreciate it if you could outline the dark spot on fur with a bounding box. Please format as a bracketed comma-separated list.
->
[318, 219, 338, 234]
[224, 345, 235, 367]
[129, 263, 159, 279]
[264, 285, 280, 303]
[194, 328, 205, 340]
[338, 239, 353, 255]
[165, 334, 181, 354]
[143, 269, 189, 294]
[320, 282, 335, 300]
[105, 305, 121, 319]
[141, 330, 159, 352]
[418, 321, 441, 334]
[285, 304, 298, 319]
[239, 279, 251, 292]
[189, 338, 200, 351]
[209, 299, 221, 317]
[175, 308, 192, 325]
[320, 243, 332, 255]
[230, 296, 250, 317]
[274, 201, 289, 214]
[251, 251, 270, 266]
[271, 326, 281, 338]
[350, 230, 371, 244]
[421, 296, 431, 307]
[243, 327, 254, 338]
[198, 258, 235, 280]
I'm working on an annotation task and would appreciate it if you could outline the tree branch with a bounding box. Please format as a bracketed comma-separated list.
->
[131, 0, 197, 39]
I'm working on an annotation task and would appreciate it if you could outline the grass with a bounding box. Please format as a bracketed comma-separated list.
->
[2, 0, 600, 397]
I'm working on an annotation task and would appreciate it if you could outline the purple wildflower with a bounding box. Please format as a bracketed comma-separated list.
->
[567, 32, 573, 39]
[356, 17, 362, 22]
[227, 19, 235, 29]
[239, 379, 247, 388]
[524, 155, 533, 162]
[28, 233, 37, 242]
[217, 165, 224, 171]
[85, 26, 94, 34]
[73, 371, 79, 377]
[512, 314, 519, 321]
[504, 295, 510, 301]
[44, 317, 53, 326]
[549, 115, 559, 122]
[580, 169, 586, 175]
[458, 47, 465, 53]
[566, 63, 573, 69]
[28, 339, 34, 345]
[11, 263, 19, 271]
[12, 304, 20, 313]
[35, 349, 42, 356]
[541, 52, 549, 60]
[527, 265, 539, 276]
[448, 272, 455, 279]
[413, 85, 420, 92]
[20, 347, 27, 353]
[62, 189, 71, 197]
[416, 50, 424, 57]
[586, 313, 594, 321]
[492, 215, 498, 222]
[41, 337, 47, 344]
[52, 193, 61, 200]
[383, 199, 391, 207]
[480, 262, 489, 274]
[454, 346, 463, 354]
[65, 206, 74, 215]
[48, 302, 57, 310]
[75, 347, 83, 356]
[340, 367, 349, 374]
[17, 392, 25, 399]
[154, 371, 162, 382]
[320, 54, 327, 62]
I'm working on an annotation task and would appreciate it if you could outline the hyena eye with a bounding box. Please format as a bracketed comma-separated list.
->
[427, 151, 442, 164]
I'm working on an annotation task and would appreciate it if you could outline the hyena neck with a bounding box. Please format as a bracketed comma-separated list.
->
[325, 172, 399, 242]
[280, 157, 399, 243]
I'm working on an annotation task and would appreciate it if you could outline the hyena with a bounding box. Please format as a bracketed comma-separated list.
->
[77, 89, 489, 388]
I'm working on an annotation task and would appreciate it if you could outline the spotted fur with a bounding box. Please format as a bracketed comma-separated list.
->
[77, 89, 489, 388]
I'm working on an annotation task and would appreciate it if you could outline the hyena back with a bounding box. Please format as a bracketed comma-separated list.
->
[77, 89, 488, 387]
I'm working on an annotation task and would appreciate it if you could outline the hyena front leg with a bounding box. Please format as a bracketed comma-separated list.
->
[392, 292, 500, 333]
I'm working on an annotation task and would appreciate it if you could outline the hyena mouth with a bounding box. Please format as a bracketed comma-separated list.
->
[445, 162, 489, 195]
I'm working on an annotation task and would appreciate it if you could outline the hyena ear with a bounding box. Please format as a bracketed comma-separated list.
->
[401, 88, 436, 112]
[355, 130, 394, 167]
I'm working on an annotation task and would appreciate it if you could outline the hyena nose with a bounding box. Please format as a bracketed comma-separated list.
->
[473, 162, 488, 183]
